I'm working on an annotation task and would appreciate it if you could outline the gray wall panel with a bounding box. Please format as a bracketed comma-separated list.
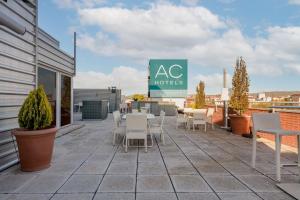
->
[0, 81, 34, 94]
[0, 54, 35, 74]
[0, 68, 35, 84]
[0, 29, 35, 49]
[0, 107, 20, 120]
[0, 42, 35, 63]
[0, 118, 18, 132]
[38, 28, 59, 48]
[0, 94, 26, 107]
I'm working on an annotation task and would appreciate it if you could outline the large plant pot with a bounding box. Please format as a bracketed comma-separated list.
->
[12, 127, 57, 172]
[230, 115, 251, 135]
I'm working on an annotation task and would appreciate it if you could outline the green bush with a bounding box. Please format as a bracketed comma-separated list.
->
[18, 86, 53, 130]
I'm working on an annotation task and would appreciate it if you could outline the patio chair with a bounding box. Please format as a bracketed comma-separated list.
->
[252, 112, 300, 182]
[194, 109, 207, 114]
[150, 110, 165, 145]
[141, 108, 147, 113]
[125, 114, 148, 152]
[192, 112, 207, 132]
[176, 111, 188, 129]
[205, 107, 215, 130]
[132, 109, 138, 113]
[112, 111, 125, 145]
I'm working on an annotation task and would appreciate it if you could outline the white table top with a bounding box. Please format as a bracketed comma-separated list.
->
[122, 113, 155, 120]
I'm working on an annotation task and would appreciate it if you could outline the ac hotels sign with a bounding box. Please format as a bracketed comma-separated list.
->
[149, 59, 188, 98]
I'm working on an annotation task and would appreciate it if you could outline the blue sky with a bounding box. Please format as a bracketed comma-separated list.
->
[39, 0, 300, 95]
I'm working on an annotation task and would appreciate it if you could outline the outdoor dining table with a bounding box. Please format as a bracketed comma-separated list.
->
[122, 113, 155, 120]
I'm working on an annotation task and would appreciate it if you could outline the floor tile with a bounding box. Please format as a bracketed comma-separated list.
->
[5, 194, 52, 200]
[238, 175, 280, 192]
[51, 193, 93, 200]
[136, 193, 177, 200]
[94, 193, 134, 200]
[75, 161, 109, 175]
[205, 176, 250, 192]
[257, 192, 296, 200]
[137, 175, 173, 192]
[138, 162, 167, 175]
[17, 175, 68, 193]
[177, 193, 219, 200]
[171, 175, 212, 192]
[58, 175, 102, 193]
[107, 161, 137, 175]
[218, 192, 261, 200]
[98, 175, 136, 192]
[0, 174, 36, 193]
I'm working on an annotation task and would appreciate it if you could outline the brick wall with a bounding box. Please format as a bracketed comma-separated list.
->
[211, 106, 300, 148]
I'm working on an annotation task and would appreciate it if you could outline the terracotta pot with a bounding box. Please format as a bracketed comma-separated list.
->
[12, 127, 57, 172]
[230, 115, 251, 135]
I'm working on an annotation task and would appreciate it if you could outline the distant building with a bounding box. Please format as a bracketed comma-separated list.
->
[74, 88, 121, 113]
[291, 94, 300, 102]
[184, 95, 195, 108]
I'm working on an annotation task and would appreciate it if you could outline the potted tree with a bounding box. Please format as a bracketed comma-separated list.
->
[195, 81, 206, 109]
[229, 57, 251, 136]
[12, 86, 57, 171]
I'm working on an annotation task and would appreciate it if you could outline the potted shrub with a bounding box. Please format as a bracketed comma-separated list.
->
[195, 81, 206, 109]
[229, 57, 251, 136]
[12, 86, 57, 171]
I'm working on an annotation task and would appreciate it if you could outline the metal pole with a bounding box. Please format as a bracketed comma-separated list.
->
[73, 32, 77, 76]
[223, 68, 229, 129]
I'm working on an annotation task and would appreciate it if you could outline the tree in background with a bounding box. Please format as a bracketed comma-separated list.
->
[131, 94, 145, 101]
[229, 57, 250, 115]
[195, 81, 206, 109]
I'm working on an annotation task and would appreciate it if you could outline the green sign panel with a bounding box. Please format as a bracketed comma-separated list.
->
[148, 59, 188, 98]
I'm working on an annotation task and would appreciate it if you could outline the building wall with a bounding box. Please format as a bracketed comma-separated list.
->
[74, 89, 121, 112]
[38, 28, 75, 75]
[0, 0, 37, 171]
[0, 0, 75, 171]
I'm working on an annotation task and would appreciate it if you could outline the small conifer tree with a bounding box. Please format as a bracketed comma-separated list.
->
[229, 57, 250, 115]
[18, 86, 53, 130]
[195, 81, 206, 109]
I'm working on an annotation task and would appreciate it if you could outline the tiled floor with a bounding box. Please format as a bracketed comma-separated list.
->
[0, 115, 299, 200]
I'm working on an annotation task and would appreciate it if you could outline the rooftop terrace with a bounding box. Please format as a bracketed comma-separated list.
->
[0, 116, 299, 200]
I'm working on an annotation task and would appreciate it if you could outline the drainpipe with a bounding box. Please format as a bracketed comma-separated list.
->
[0, 10, 26, 35]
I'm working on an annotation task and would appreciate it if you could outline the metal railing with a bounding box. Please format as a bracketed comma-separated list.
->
[211, 101, 300, 113]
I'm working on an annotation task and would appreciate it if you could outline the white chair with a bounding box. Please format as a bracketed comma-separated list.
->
[112, 111, 125, 145]
[194, 109, 207, 114]
[125, 114, 148, 152]
[176, 111, 188, 129]
[192, 112, 207, 132]
[205, 107, 215, 130]
[141, 108, 147, 114]
[252, 112, 300, 182]
[132, 109, 139, 113]
[150, 111, 165, 145]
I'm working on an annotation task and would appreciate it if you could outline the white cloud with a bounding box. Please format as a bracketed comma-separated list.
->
[193, 73, 232, 93]
[53, 0, 106, 9]
[75, 3, 300, 77]
[74, 66, 147, 95]
[289, 0, 300, 5]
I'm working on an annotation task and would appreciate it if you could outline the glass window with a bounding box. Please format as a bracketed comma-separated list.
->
[61, 75, 71, 126]
[38, 67, 56, 126]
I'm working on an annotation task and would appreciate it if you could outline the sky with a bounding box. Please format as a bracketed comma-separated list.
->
[39, 0, 300, 95]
